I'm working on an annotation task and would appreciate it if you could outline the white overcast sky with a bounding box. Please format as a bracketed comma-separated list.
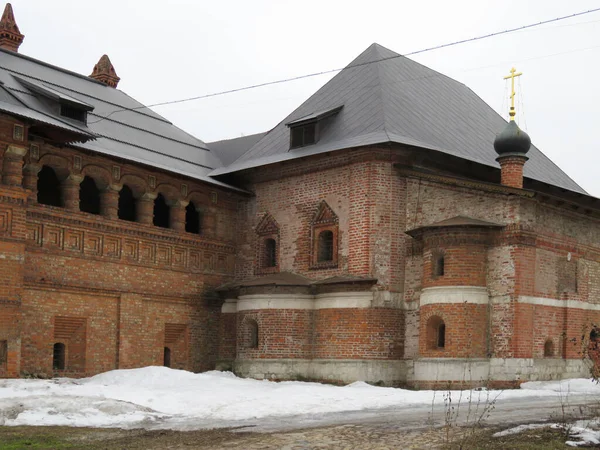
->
[9, 0, 600, 196]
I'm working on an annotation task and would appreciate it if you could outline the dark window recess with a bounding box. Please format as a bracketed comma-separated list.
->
[317, 230, 334, 262]
[163, 347, 171, 368]
[79, 176, 101, 215]
[153, 194, 170, 228]
[185, 201, 201, 234]
[118, 185, 137, 222]
[53, 342, 66, 370]
[544, 339, 554, 357]
[60, 104, 87, 123]
[263, 238, 277, 268]
[437, 323, 446, 348]
[37, 165, 63, 207]
[290, 123, 317, 149]
[0, 340, 7, 367]
[434, 254, 445, 277]
[248, 320, 259, 349]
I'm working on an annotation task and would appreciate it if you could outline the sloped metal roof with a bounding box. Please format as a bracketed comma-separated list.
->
[210, 44, 586, 195]
[0, 48, 237, 189]
[208, 132, 267, 166]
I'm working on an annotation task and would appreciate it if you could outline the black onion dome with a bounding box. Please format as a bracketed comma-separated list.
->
[494, 121, 531, 156]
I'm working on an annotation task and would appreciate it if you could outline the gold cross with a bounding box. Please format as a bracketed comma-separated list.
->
[503, 67, 523, 121]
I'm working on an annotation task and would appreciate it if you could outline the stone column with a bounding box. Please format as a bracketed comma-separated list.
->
[100, 184, 122, 220]
[169, 200, 188, 232]
[62, 174, 84, 212]
[2, 145, 27, 186]
[137, 192, 157, 225]
[204, 207, 217, 238]
[22, 163, 42, 202]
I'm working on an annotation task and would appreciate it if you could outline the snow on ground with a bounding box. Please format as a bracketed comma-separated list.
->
[0, 366, 599, 429]
[494, 419, 600, 447]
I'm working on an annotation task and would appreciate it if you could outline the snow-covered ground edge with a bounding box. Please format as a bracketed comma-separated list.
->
[0, 366, 599, 431]
[493, 420, 600, 447]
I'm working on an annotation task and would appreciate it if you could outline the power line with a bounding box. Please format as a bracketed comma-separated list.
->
[88, 7, 600, 124]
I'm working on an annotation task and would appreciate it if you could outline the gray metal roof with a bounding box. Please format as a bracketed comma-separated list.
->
[211, 43, 586, 195]
[208, 132, 267, 166]
[0, 48, 239, 190]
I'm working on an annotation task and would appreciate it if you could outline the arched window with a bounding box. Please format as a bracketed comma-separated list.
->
[163, 347, 171, 368]
[263, 238, 277, 268]
[426, 316, 446, 350]
[317, 230, 334, 262]
[153, 193, 170, 228]
[185, 201, 201, 234]
[118, 184, 137, 222]
[79, 176, 101, 215]
[53, 342, 65, 370]
[245, 319, 259, 349]
[544, 339, 555, 357]
[37, 165, 63, 207]
[433, 252, 445, 277]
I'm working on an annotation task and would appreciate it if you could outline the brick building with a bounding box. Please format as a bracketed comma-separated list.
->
[0, 4, 598, 387]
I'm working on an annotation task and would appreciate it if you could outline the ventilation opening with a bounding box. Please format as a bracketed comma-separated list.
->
[290, 123, 317, 149]
[53, 342, 65, 370]
[544, 339, 555, 357]
[185, 201, 201, 234]
[163, 347, 171, 368]
[263, 238, 277, 268]
[153, 193, 170, 228]
[79, 176, 101, 215]
[426, 316, 446, 350]
[317, 230, 334, 262]
[245, 319, 259, 349]
[60, 104, 87, 123]
[118, 185, 136, 222]
[0, 340, 7, 369]
[37, 165, 63, 207]
[433, 253, 445, 277]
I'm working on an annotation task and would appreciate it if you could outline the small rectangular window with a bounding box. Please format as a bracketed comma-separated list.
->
[13, 124, 24, 141]
[0, 340, 7, 368]
[290, 123, 317, 149]
[60, 105, 87, 123]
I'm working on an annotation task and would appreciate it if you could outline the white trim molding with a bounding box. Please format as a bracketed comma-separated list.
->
[237, 294, 314, 311]
[314, 292, 373, 309]
[221, 299, 237, 313]
[420, 286, 488, 306]
[519, 296, 600, 311]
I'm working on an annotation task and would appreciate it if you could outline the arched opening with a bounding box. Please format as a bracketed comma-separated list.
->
[79, 176, 101, 214]
[52, 342, 66, 370]
[37, 165, 63, 207]
[544, 339, 555, 357]
[433, 253, 445, 277]
[153, 193, 170, 228]
[263, 238, 277, 268]
[118, 184, 137, 222]
[317, 230, 334, 262]
[163, 347, 171, 368]
[245, 319, 259, 349]
[426, 316, 446, 350]
[185, 201, 201, 234]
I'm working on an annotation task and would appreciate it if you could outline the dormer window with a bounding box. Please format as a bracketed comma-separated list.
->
[60, 104, 87, 123]
[286, 105, 343, 150]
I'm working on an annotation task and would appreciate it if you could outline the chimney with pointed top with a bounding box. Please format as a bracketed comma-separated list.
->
[89, 54, 120, 88]
[0, 3, 23, 52]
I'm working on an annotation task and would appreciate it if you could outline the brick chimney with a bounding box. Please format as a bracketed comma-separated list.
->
[0, 3, 24, 52]
[89, 55, 120, 88]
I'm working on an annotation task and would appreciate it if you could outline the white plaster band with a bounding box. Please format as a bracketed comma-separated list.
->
[420, 286, 488, 306]
[314, 292, 373, 309]
[237, 294, 314, 311]
[518, 296, 600, 311]
[221, 299, 237, 313]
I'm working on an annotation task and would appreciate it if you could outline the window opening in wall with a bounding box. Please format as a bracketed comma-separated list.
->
[153, 193, 170, 228]
[544, 339, 554, 357]
[437, 323, 446, 348]
[317, 230, 334, 262]
[60, 105, 87, 123]
[53, 342, 65, 370]
[434, 253, 445, 277]
[246, 319, 259, 349]
[263, 238, 277, 268]
[185, 201, 201, 234]
[426, 316, 446, 350]
[37, 165, 63, 207]
[79, 176, 101, 215]
[118, 184, 137, 222]
[0, 340, 7, 368]
[163, 347, 171, 368]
